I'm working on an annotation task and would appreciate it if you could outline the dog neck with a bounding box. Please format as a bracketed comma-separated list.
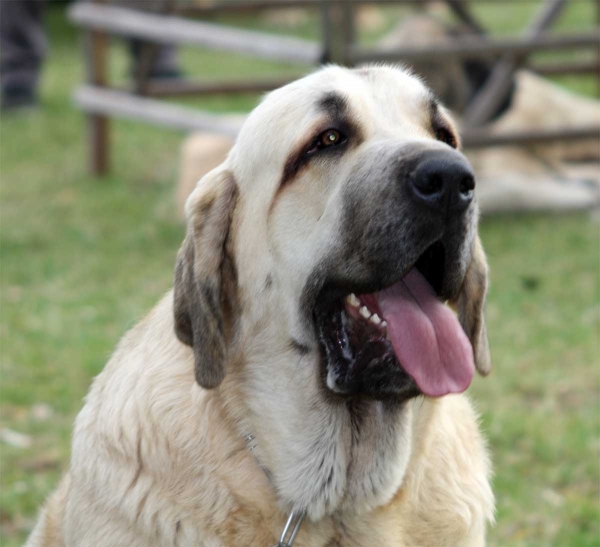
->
[244, 433, 307, 546]
[223, 359, 417, 522]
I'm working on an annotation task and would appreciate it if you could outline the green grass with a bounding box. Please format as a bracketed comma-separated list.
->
[1, 3, 598, 546]
[477, 215, 599, 546]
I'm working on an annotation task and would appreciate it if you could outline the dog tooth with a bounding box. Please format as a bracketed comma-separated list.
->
[347, 293, 360, 307]
[381, 320, 388, 328]
[359, 306, 371, 319]
[370, 314, 382, 325]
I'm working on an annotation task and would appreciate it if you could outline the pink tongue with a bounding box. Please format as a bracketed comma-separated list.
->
[376, 269, 474, 397]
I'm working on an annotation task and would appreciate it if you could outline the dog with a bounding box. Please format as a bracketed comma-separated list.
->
[26, 65, 494, 547]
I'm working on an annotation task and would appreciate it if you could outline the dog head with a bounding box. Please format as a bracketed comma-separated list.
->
[173, 65, 491, 517]
[175, 65, 490, 397]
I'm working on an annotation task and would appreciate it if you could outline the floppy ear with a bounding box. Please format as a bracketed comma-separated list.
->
[173, 167, 238, 389]
[453, 235, 492, 376]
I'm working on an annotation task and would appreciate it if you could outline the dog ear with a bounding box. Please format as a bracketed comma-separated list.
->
[453, 235, 492, 376]
[173, 167, 237, 389]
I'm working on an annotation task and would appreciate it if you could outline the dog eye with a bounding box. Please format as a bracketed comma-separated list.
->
[321, 129, 342, 147]
[306, 129, 347, 156]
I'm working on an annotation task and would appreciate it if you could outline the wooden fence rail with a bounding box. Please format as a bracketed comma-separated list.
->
[142, 77, 300, 98]
[531, 59, 599, 76]
[175, 0, 448, 15]
[75, 84, 600, 150]
[352, 30, 599, 63]
[75, 85, 245, 136]
[69, 3, 321, 64]
[461, 126, 600, 149]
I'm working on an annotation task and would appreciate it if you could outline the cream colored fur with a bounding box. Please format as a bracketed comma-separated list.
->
[27, 66, 494, 547]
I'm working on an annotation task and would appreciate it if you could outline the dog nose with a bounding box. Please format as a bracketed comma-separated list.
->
[409, 150, 475, 213]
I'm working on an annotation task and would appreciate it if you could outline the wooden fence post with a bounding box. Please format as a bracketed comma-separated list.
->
[320, 0, 354, 66]
[84, 0, 110, 176]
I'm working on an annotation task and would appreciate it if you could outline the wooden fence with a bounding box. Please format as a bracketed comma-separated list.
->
[68, 0, 600, 175]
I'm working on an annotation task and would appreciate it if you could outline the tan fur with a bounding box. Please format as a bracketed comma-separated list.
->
[27, 312, 493, 546]
[25, 476, 70, 547]
[27, 66, 494, 547]
[177, 134, 235, 221]
[452, 236, 491, 376]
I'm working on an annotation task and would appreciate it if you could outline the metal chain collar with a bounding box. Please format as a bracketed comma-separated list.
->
[271, 510, 305, 547]
[245, 434, 306, 547]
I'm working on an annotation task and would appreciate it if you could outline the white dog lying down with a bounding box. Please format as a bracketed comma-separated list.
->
[27, 66, 494, 547]
[467, 71, 600, 214]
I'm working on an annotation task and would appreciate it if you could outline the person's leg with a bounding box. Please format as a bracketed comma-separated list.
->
[119, 0, 181, 79]
[0, 0, 47, 110]
[128, 40, 181, 80]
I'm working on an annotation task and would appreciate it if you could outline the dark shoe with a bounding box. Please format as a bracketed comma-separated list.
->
[147, 66, 183, 80]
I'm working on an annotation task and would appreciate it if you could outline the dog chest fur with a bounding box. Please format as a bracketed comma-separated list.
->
[27, 294, 493, 547]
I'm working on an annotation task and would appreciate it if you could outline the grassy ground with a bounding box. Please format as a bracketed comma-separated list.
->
[1, 2, 598, 546]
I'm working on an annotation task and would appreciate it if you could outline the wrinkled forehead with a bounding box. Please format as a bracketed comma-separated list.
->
[231, 66, 434, 170]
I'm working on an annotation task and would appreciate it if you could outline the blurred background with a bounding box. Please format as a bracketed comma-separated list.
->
[0, 0, 598, 545]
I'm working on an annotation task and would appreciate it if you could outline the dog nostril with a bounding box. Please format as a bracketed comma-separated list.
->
[459, 174, 475, 197]
[418, 173, 444, 196]
[410, 152, 475, 213]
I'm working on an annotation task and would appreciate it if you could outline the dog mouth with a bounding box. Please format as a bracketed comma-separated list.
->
[314, 241, 475, 400]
